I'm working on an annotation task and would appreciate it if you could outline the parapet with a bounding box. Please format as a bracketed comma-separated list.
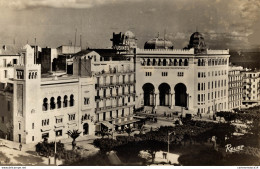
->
[136, 48, 195, 55]
[206, 49, 229, 55]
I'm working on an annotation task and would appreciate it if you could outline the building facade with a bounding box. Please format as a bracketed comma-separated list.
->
[228, 66, 244, 110]
[135, 32, 230, 117]
[0, 31, 242, 144]
[242, 70, 260, 107]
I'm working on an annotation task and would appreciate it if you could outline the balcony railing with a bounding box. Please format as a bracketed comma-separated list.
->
[95, 103, 134, 113]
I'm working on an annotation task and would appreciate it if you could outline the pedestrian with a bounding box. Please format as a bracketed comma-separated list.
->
[19, 143, 22, 151]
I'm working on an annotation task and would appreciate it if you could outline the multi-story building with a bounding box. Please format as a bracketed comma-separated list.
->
[134, 32, 230, 117]
[0, 44, 21, 84]
[0, 45, 95, 143]
[242, 70, 260, 107]
[73, 49, 137, 131]
[0, 30, 237, 143]
[228, 66, 244, 110]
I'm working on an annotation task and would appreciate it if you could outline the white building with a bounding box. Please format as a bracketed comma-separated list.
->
[228, 66, 244, 110]
[134, 32, 230, 117]
[242, 70, 260, 107]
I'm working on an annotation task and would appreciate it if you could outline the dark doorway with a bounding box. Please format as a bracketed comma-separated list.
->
[142, 83, 155, 106]
[159, 83, 171, 106]
[18, 134, 21, 143]
[174, 83, 187, 107]
[83, 123, 89, 135]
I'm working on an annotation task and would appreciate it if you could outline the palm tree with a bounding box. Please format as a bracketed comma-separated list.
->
[66, 129, 81, 150]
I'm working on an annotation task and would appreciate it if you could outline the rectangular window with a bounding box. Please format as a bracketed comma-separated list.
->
[123, 75, 125, 84]
[177, 72, 184, 76]
[13, 59, 17, 65]
[42, 133, 49, 139]
[32, 123, 34, 129]
[145, 72, 152, 76]
[162, 72, 168, 76]
[3, 59, 6, 67]
[42, 119, 49, 126]
[32, 136, 34, 141]
[56, 130, 62, 137]
[69, 114, 75, 121]
[110, 76, 113, 85]
[103, 89, 106, 97]
[56, 118, 63, 123]
[84, 97, 90, 105]
[4, 70, 8, 78]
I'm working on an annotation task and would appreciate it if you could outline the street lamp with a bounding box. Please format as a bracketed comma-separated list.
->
[167, 131, 175, 163]
[54, 128, 57, 166]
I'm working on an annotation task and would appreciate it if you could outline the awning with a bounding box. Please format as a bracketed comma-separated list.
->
[114, 119, 140, 126]
[101, 121, 114, 129]
[133, 116, 147, 119]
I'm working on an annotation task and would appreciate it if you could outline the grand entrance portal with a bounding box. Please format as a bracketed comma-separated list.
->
[174, 83, 187, 107]
[142, 83, 155, 106]
[159, 83, 171, 106]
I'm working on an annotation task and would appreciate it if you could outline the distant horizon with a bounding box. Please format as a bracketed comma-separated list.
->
[0, 0, 260, 50]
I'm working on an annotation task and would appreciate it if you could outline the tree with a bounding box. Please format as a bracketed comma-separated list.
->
[66, 129, 82, 150]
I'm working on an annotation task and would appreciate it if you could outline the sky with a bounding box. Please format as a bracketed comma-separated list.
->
[0, 0, 260, 50]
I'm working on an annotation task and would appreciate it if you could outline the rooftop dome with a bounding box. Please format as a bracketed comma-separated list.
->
[144, 38, 174, 49]
[125, 31, 135, 39]
[187, 32, 206, 53]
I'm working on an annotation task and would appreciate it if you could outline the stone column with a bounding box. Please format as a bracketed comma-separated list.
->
[171, 93, 175, 109]
[155, 93, 159, 109]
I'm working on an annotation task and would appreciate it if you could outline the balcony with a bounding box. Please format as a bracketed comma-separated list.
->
[94, 69, 134, 77]
[95, 103, 134, 113]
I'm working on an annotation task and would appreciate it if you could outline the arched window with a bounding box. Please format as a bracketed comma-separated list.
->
[212, 59, 215, 66]
[32, 72, 35, 79]
[198, 59, 201, 66]
[201, 59, 205, 66]
[179, 59, 183, 66]
[70, 94, 74, 107]
[35, 72, 37, 79]
[163, 59, 167, 66]
[147, 59, 151, 66]
[28, 72, 31, 79]
[208, 59, 211, 66]
[215, 59, 218, 65]
[174, 59, 178, 66]
[57, 96, 61, 109]
[63, 95, 68, 107]
[184, 59, 188, 66]
[50, 97, 56, 110]
[198, 83, 200, 91]
[158, 59, 161, 66]
[152, 59, 156, 66]
[42, 98, 48, 111]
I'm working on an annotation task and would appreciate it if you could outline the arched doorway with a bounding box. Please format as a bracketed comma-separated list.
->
[83, 123, 89, 135]
[159, 83, 171, 106]
[142, 83, 155, 106]
[174, 83, 187, 107]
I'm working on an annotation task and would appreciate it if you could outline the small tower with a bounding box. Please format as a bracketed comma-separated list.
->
[12, 44, 41, 143]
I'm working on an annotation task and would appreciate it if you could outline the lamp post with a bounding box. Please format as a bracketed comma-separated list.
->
[54, 129, 57, 166]
[167, 131, 175, 163]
